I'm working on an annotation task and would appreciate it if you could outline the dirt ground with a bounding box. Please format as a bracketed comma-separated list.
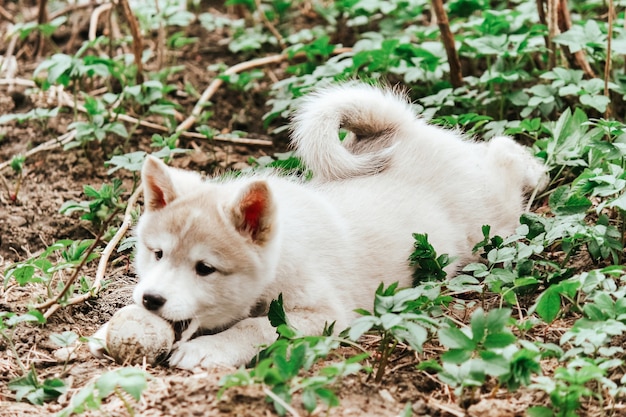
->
[0, 2, 577, 417]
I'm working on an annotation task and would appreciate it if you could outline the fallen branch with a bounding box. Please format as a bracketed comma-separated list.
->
[37, 0, 49, 57]
[36, 229, 107, 312]
[49, 1, 99, 21]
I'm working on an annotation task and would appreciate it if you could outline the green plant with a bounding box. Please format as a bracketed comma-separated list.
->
[349, 282, 444, 382]
[0, 108, 60, 126]
[529, 357, 620, 417]
[8, 368, 66, 406]
[60, 179, 125, 232]
[421, 308, 541, 400]
[220, 295, 368, 414]
[0, 310, 46, 373]
[57, 368, 150, 417]
[66, 95, 129, 149]
[409, 233, 453, 284]
[0, 154, 25, 202]
[11, 16, 67, 41]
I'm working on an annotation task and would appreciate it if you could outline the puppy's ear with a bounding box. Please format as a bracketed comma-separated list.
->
[231, 181, 275, 244]
[142, 156, 177, 211]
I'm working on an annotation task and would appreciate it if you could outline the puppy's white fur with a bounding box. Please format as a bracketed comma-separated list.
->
[91, 83, 546, 369]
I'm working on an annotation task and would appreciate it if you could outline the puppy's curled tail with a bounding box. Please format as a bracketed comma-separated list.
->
[290, 83, 416, 181]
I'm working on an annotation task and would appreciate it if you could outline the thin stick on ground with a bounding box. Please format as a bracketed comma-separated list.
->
[0, 5, 14, 23]
[557, 0, 595, 78]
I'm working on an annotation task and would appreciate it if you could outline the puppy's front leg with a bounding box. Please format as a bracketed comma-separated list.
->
[169, 316, 278, 370]
[169, 307, 343, 370]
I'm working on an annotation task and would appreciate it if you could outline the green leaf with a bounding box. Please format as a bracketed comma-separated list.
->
[6, 310, 46, 327]
[50, 331, 79, 347]
[527, 406, 554, 417]
[95, 368, 149, 401]
[348, 316, 380, 341]
[8, 370, 65, 405]
[470, 308, 486, 343]
[439, 325, 475, 350]
[302, 388, 317, 412]
[268, 294, 288, 328]
[483, 332, 517, 349]
[397, 321, 428, 352]
[6, 265, 36, 286]
[533, 286, 562, 323]
[315, 387, 339, 407]
[441, 348, 472, 364]
[485, 308, 511, 334]
[380, 313, 403, 330]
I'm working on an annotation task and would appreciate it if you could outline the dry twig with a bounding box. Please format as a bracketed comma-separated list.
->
[49, 1, 99, 21]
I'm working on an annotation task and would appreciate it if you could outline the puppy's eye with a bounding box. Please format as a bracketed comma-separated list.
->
[154, 250, 163, 261]
[195, 261, 216, 276]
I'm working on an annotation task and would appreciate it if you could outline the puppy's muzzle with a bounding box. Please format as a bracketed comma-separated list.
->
[142, 292, 166, 311]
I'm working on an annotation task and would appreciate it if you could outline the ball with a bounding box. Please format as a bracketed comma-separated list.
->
[106, 304, 174, 366]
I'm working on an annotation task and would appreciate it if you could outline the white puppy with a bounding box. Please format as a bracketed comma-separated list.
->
[91, 83, 546, 369]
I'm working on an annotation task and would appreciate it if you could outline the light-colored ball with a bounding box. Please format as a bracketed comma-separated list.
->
[106, 304, 174, 366]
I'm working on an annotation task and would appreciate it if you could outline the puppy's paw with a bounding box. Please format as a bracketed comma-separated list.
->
[88, 322, 109, 358]
[169, 336, 253, 370]
[169, 339, 209, 370]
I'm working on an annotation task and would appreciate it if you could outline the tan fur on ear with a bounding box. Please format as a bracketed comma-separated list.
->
[231, 181, 275, 243]
[142, 156, 177, 211]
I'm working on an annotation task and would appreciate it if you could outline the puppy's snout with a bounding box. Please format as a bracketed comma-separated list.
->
[142, 292, 167, 311]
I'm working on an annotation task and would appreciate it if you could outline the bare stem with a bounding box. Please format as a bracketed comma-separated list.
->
[431, 0, 463, 88]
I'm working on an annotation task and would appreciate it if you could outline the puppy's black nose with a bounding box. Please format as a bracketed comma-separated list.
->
[142, 292, 166, 311]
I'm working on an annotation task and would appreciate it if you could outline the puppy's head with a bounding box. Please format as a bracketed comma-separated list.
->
[132, 156, 279, 332]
